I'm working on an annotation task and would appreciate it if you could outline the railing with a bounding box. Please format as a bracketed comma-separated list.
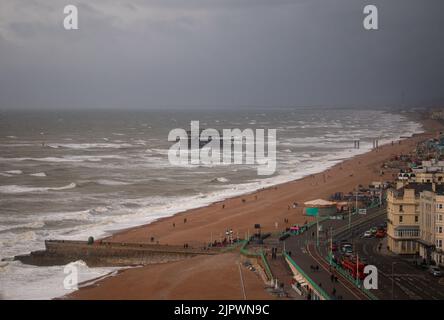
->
[239, 240, 273, 281]
[260, 252, 274, 281]
[279, 216, 329, 239]
[219, 240, 244, 253]
[283, 252, 330, 300]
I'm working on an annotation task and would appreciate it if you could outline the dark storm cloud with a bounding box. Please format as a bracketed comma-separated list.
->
[0, 0, 443, 109]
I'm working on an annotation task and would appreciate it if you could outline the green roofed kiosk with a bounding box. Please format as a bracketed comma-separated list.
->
[303, 199, 337, 247]
[303, 199, 337, 217]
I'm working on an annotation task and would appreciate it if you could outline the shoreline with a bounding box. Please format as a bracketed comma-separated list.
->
[65, 111, 443, 299]
[100, 111, 426, 244]
[101, 114, 430, 247]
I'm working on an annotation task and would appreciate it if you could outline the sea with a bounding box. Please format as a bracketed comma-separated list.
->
[0, 107, 423, 299]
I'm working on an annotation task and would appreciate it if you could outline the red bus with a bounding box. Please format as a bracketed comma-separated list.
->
[341, 256, 366, 280]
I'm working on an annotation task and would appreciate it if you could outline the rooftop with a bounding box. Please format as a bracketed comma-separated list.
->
[393, 183, 444, 197]
[304, 199, 336, 207]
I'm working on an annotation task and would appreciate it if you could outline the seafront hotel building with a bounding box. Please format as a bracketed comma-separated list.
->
[386, 184, 426, 255]
[387, 181, 444, 266]
[418, 189, 444, 265]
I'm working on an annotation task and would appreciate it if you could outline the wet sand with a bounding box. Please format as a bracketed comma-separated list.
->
[67, 115, 442, 299]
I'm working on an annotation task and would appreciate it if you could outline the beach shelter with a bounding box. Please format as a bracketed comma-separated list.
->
[304, 199, 337, 217]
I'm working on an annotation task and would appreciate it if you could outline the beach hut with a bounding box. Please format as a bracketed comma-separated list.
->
[304, 199, 337, 217]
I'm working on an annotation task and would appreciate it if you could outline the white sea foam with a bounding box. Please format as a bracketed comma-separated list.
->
[0, 182, 76, 194]
[0, 260, 119, 300]
[212, 177, 229, 183]
[0, 173, 12, 177]
[47, 143, 133, 150]
[0, 155, 126, 163]
[0, 221, 46, 232]
[29, 172, 47, 177]
[95, 179, 131, 186]
[4, 170, 23, 175]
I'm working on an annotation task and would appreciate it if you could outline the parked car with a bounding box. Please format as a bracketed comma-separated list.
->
[370, 227, 377, 235]
[341, 244, 353, 255]
[331, 243, 338, 252]
[363, 230, 372, 238]
[429, 266, 442, 277]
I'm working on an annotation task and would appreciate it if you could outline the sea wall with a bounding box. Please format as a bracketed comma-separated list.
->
[14, 240, 217, 267]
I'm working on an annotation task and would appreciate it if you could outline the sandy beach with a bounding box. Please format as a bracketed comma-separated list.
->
[67, 114, 443, 300]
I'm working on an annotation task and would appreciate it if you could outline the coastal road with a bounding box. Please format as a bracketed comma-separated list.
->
[339, 216, 444, 300]
[284, 208, 387, 300]
[284, 207, 444, 300]
[285, 228, 368, 300]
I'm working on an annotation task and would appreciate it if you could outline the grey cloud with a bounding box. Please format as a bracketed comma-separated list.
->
[0, 0, 443, 110]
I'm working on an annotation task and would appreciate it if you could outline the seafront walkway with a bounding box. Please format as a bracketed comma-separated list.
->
[267, 254, 303, 299]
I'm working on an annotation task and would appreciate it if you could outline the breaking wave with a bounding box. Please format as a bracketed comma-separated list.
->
[0, 182, 76, 194]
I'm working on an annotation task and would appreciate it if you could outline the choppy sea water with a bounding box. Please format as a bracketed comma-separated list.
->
[0, 107, 423, 299]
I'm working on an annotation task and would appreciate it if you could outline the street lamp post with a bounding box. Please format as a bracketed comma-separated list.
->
[355, 187, 359, 215]
[348, 199, 351, 230]
[316, 214, 320, 248]
[329, 227, 333, 264]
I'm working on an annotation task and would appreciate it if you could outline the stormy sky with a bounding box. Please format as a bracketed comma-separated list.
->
[0, 0, 443, 110]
